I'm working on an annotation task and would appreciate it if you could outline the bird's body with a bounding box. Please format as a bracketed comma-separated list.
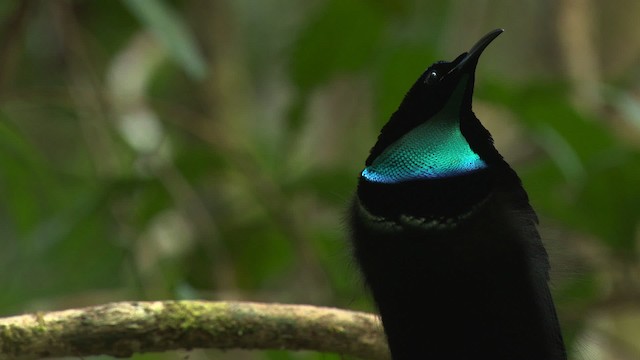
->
[349, 30, 566, 359]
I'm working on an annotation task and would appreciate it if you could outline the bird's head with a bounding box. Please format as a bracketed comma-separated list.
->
[363, 29, 504, 184]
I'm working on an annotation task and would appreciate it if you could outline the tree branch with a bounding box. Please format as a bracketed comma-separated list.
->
[0, 301, 389, 360]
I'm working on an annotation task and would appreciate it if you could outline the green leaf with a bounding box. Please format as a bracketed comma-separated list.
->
[0, 115, 51, 234]
[122, 0, 207, 80]
[290, 0, 385, 91]
[496, 83, 640, 252]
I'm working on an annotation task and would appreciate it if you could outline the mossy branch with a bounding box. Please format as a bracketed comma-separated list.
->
[0, 300, 389, 360]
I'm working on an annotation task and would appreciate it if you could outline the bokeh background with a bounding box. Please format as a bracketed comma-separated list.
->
[1, 0, 640, 359]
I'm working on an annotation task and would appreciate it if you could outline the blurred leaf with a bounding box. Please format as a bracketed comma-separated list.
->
[226, 220, 293, 290]
[607, 86, 640, 131]
[122, 0, 207, 80]
[288, 168, 355, 206]
[290, 0, 385, 91]
[0, 113, 52, 234]
[79, 0, 139, 55]
[482, 83, 616, 159]
[486, 83, 640, 252]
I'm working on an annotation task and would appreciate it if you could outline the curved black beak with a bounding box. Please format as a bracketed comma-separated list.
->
[449, 29, 503, 75]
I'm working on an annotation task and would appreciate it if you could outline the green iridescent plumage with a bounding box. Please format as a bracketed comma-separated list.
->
[362, 75, 486, 183]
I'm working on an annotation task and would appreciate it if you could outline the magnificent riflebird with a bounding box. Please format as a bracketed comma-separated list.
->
[349, 29, 566, 359]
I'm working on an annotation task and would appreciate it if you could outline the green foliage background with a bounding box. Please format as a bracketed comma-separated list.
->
[1, 0, 639, 359]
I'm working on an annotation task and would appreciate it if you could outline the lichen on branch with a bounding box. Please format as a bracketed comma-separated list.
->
[0, 300, 389, 360]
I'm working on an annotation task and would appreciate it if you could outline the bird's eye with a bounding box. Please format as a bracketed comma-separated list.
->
[425, 70, 439, 85]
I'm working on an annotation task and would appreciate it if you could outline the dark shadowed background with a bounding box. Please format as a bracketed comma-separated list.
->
[1, 0, 639, 359]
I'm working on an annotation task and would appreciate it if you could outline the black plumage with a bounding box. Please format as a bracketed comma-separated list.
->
[349, 29, 566, 359]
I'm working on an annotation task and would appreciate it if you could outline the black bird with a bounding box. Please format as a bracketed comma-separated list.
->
[349, 29, 566, 359]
